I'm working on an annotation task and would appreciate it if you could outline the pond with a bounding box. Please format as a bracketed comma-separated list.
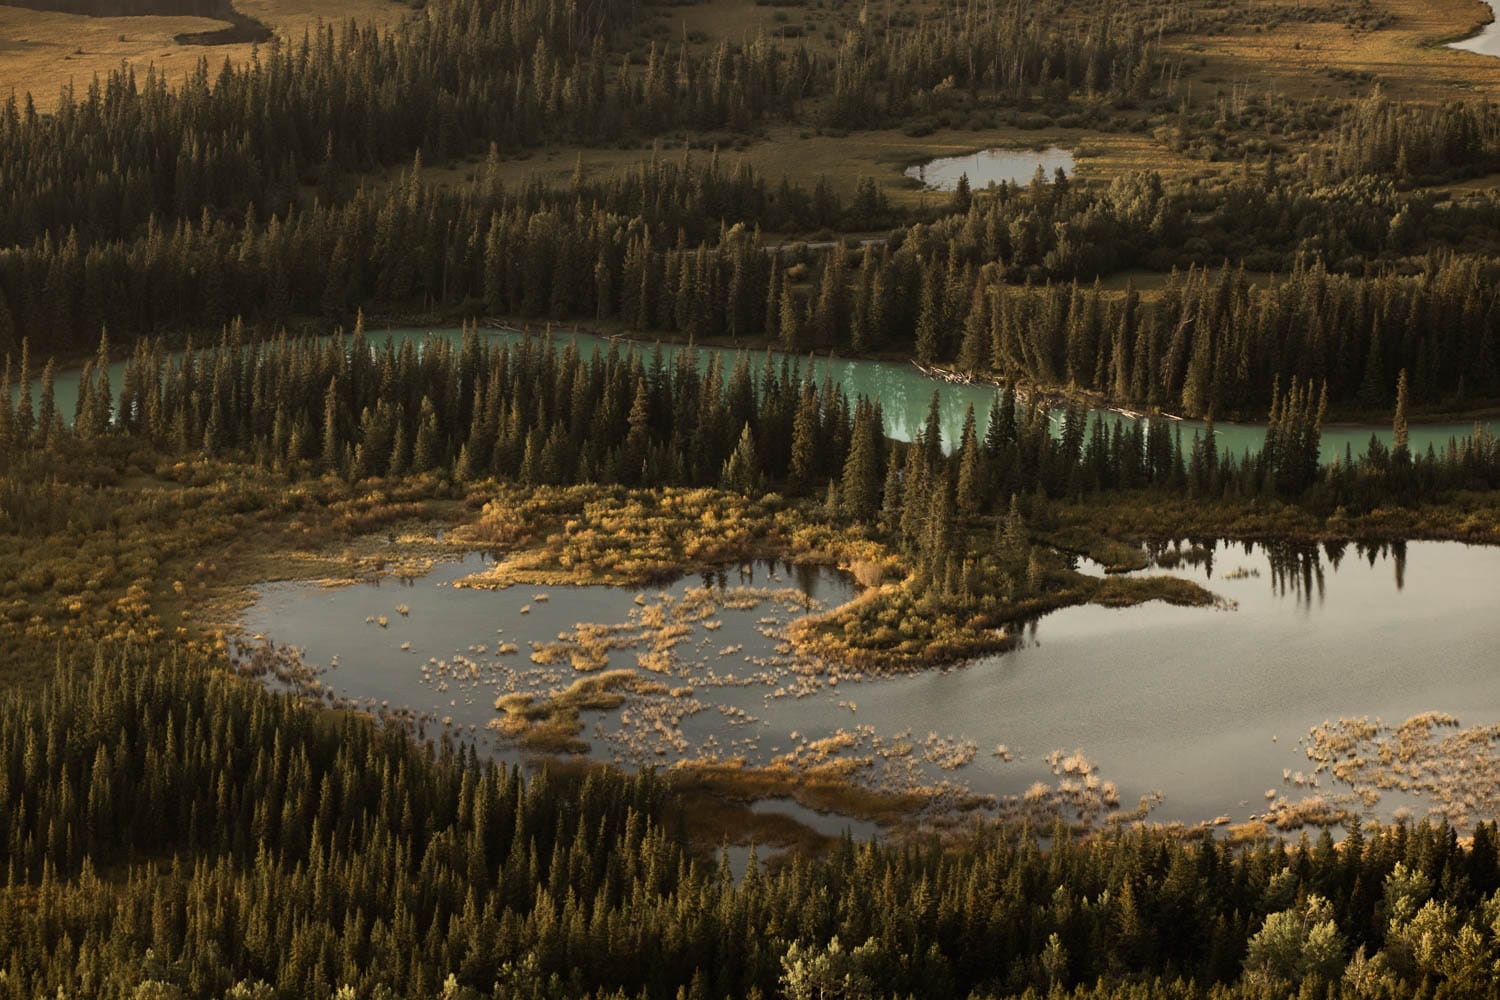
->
[1450, 0, 1500, 56]
[240, 539, 1500, 836]
[32, 326, 1488, 463]
[904, 146, 1075, 191]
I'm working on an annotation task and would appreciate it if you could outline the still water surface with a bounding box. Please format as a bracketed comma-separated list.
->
[241, 540, 1500, 832]
[904, 146, 1075, 191]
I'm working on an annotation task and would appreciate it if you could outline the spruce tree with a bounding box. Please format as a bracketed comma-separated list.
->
[1393, 368, 1410, 460]
[321, 376, 343, 473]
[955, 409, 984, 519]
[840, 403, 882, 521]
[720, 423, 762, 494]
[778, 273, 801, 353]
[788, 386, 820, 488]
[13, 339, 32, 449]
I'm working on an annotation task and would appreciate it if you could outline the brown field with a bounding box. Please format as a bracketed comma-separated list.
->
[0, 0, 405, 110]
[1170, 0, 1500, 103]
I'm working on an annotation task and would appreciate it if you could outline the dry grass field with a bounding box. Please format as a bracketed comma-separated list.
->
[0, 0, 404, 109]
[1170, 0, 1500, 102]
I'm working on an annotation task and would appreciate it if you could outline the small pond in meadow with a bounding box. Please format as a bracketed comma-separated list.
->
[239, 540, 1500, 837]
[905, 146, 1074, 191]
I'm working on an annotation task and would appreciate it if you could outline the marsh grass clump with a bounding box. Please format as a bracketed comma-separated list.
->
[667, 758, 932, 827]
[445, 486, 1244, 674]
[1300, 712, 1497, 831]
[453, 486, 881, 591]
[1261, 794, 1355, 831]
[490, 670, 666, 754]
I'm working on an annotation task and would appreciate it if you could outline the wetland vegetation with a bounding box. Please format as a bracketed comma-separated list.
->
[4, 0, 1500, 994]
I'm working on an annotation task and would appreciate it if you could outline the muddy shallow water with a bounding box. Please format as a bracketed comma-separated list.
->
[241, 540, 1500, 834]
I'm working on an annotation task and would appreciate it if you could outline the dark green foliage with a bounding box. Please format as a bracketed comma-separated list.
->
[5, 331, 1498, 552]
[6, 646, 1500, 998]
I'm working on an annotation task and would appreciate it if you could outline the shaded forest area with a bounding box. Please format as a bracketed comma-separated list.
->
[2, 646, 1500, 999]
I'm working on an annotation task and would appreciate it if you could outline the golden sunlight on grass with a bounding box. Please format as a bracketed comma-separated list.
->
[0, 0, 404, 110]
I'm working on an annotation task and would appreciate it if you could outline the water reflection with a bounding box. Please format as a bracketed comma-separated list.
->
[1139, 537, 1411, 607]
[904, 146, 1075, 191]
[243, 540, 1500, 832]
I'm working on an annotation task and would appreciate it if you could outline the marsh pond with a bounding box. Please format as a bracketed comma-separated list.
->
[239, 538, 1500, 837]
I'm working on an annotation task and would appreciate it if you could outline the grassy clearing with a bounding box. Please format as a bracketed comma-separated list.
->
[1168, 0, 1500, 104]
[0, 6, 225, 108]
[0, 0, 404, 110]
[462, 124, 1215, 214]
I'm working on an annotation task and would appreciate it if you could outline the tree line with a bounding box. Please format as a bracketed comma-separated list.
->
[2, 328, 1494, 556]
[0, 0, 1162, 254]
[7, 143, 1500, 416]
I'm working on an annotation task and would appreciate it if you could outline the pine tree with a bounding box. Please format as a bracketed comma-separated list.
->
[955, 408, 984, 519]
[1393, 368, 1410, 460]
[764, 253, 782, 345]
[921, 390, 944, 468]
[90, 330, 113, 434]
[624, 378, 652, 483]
[778, 272, 801, 353]
[840, 403, 882, 521]
[720, 423, 762, 494]
[1003, 494, 1026, 551]
[37, 358, 56, 450]
[412, 397, 443, 474]
[914, 268, 942, 365]
[0, 356, 12, 453]
[321, 376, 343, 473]
[13, 339, 32, 449]
[952, 172, 973, 215]
[788, 386, 819, 488]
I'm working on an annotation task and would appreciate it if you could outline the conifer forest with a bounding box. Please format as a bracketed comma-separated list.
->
[6, 0, 1500, 996]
